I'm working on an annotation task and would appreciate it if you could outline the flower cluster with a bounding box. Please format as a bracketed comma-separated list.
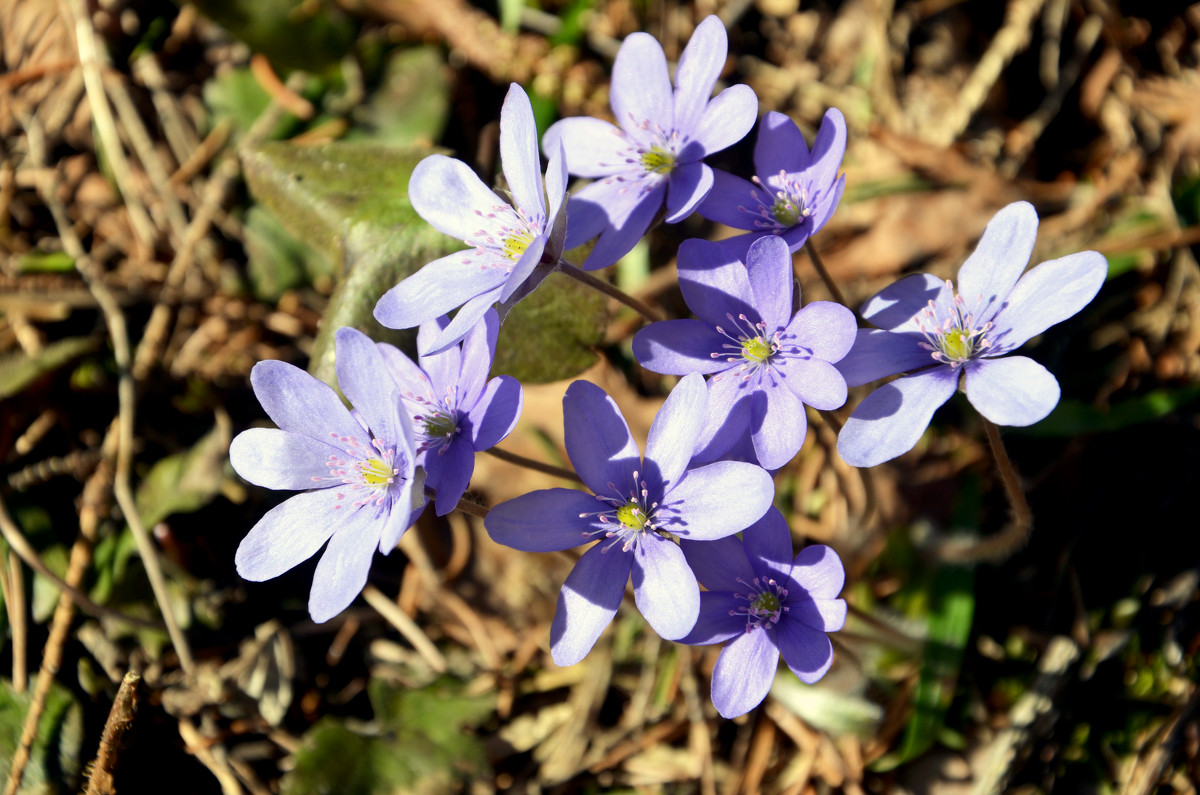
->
[229, 15, 1107, 721]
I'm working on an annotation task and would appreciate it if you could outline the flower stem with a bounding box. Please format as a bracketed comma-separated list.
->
[556, 261, 664, 322]
[485, 447, 582, 483]
[424, 486, 489, 519]
[804, 239, 848, 308]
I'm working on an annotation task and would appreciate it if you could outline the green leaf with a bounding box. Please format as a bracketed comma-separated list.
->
[498, 0, 523, 32]
[202, 67, 298, 141]
[0, 337, 98, 400]
[244, 204, 335, 301]
[14, 252, 75, 273]
[0, 678, 84, 793]
[1021, 384, 1200, 437]
[187, 0, 356, 74]
[134, 413, 233, 529]
[492, 272, 606, 383]
[347, 46, 450, 147]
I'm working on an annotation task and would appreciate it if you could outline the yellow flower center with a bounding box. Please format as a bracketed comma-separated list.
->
[359, 458, 395, 486]
[616, 502, 648, 531]
[502, 230, 535, 261]
[742, 336, 773, 364]
[640, 146, 675, 175]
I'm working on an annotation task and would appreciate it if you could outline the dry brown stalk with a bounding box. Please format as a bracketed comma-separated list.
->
[84, 671, 140, 795]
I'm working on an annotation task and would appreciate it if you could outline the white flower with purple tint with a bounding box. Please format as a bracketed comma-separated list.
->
[544, 15, 758, 270]
[632, 235, 857, 470]
[680, 507, 846, 719]
[836, 201, 1108, 467]
[377, 309, 523, 516]
[485, 373, 775, 666]
[374, 83, 567, 355]
[699, 108, 846, 260]
[231, 328, 425, 623]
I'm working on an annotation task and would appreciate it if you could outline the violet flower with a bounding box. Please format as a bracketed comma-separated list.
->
[374, 83, 567, 355]
[680, 507, 846, 719]
[544, 15, 758, 270]
[836, 201, 1108, 467]
[485, 373, 775, 666]
[699, 108, 847, 261]
[377, 309, 523, 516]
[231, 327, 425, 623]
[632, 235, 857, 470]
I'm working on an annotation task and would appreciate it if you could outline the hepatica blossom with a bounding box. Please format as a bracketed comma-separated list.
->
[699, 108, 847, 260]
[374, 83, 567, 355]
[680, 507, 846, 719]
[544, 15, 757, 269]
[377, 309, 523, 516]
[485, 374, 775, 666]
[836, 201, 1108, 467]
[633, 235, 857, 470]
[230, 328, 424, 623]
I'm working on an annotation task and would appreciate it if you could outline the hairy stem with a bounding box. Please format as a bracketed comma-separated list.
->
[804, 239, 848, 307]
[485, 447, 582, 483]
[557, 261, 664, 322]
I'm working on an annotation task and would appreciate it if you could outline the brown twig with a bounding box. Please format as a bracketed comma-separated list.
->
[84, 671, 140, 795]
[484, 446, 583, 483]
[361, 583, 448, 673]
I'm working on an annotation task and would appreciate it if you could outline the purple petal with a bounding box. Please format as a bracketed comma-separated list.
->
[677, 238, 756, 323]
[456, 308, 499, 406]
[711, 628, 779, 718]
[672, 16, 727, 135]
[956, 201, 1039, 323]
[230, 429, 338, 490]
[550, 542, 633, 666]
[308, 515, 382, 623]
[835, 328, 933, 387]
[785, 300, 857, 363]
[249, 360, 364, 443]
[235, 489, 343, 581]
[645, 373, 708, 491]
[611, 32, 673, 138]
[416, 316, 460, 391]
[745, 235, 795, 331]
[545, 143, 569, 232]
[680, 591, 750, 645]
[419, 285, 505, 356]
[381, 478, 421, 552]
[563, 380, 640, 493]
[662, 460, 774, 540]
[468, 375, 523, 450]
[665, 161, 714, 224]
[335, 328, 405, 448]
[697, 169, 760, 231]
[692, 374, 754, 464]
[860, 272, 950, 333]
[561, 192, 609, 250]
[485, 488, 600, 552]
[801, 108, 848, 195]
[742, 507, 794, 579]
[777, 619, 834, 683]
[681, 535, 755, 591]
[573, 179, 666, 270]
[788, 544, 846, 601]
[632, 533, 700, 640]
[754, 111, 811, 178]
[500, 84, 546, 221]
[751, 381, 806, 471]
[632, 319, 728, 375]
[691, 84, 758, 157]
[805, 173, 845, 236]
[781, 357, 847, 412]
[428, 439, 475, 516]
[543, 117, 625, 178]
[964, 355, 1060, 426]
[374, 249, 507, 331]
[989, 251, 1107, 352]
[837, 367, 959, 467]
[409, 154, 507, 240]
[377, 344, 431, 403]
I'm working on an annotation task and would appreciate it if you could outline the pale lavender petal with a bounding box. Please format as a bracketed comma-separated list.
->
[456, 308, 499, 407]
[416, 316, 460, 391]
[777, 620, 834, 683]
[380, 476, 420, 552]
[711, 628, 779, 718]
[662, 461, 773, 540]
[681, 535, 755, 591]
[751, 380, 806, 471]
[377, 344, 432, 403]
[690, 84, 758, 157]
[499, 84, 546, 220]
[335, 328, 403, 447]
[697, 169, 760, 230]
[468, 375, 523, 450]
[860, 272, 949, 333]
[677, 238, 756, 323]
[428, 438, 475, 516]
[835, 329, 934, 387]
[781, 357, 847, 412]
[742, 507, 794, 578]
[785, 300, 857, 363]
[545, 143, 569, 231]
[672, 16, 727, 135]
[308, 514, 383, 623]
[692, 374, 753, 464]
[632, 533, 700, 640]
[550, 543, 633, 666]
[745, 235, 794, 331]
[837, 367, 959, 467]
[802, 108, 848, 193]
[249, 360, 363, 443]
[485, 488, 600, 552]
[419, 285, 504, 356]
[645, 373, 707, 492]
[964, 356, 1060, 426]
[680, 591, 749, 645]
[988, 251, 1107, 352]
[562, 380, 640, 492]
[805, 173, 845, 236]
[575, 179, 666, 270]
[543, 117, 626, 178]
[562, 193, 609, 250]
[789, 544, 846, 601]
[664, 161, 714, 223]
[754, 111, 811, 178]
[374, 249, 507, 331]
[229, 429, 337, 490]
[235, 490, 343, 581]
[409, 154, 508, 241]
[498, 234, 547, 303]
[632, 319, 728, 375]
[611, 32, 673, 138]
[956, 201, 1038, 323]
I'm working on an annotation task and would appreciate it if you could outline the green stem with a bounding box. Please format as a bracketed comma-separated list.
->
[556, 260, 664, 322]
[484, 447, 582, 483]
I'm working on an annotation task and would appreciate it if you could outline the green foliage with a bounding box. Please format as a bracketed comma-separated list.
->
[187, 0, 356, 74]
[0, 337, 98, 400]
[1023, 383, 1200, 436]
[0, 678, 84, 794]
[346, 47, 450, 147]
[134, 415, 233, 530]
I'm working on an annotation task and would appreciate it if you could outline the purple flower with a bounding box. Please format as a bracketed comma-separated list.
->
[231, 328, 424, 623]
[680, 507, 846, 719]
[698, 108, 847, 261]
[544, 15, 758, 270]
[836, 201, 1108, 467]
[374, 83, 568, 355]
[485, 373, 775, 666]
[632, 235, 857, 470]
[377, 309, 523, 516]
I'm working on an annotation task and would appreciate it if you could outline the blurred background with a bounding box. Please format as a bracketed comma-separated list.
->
[1, 0, 1199, 792]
